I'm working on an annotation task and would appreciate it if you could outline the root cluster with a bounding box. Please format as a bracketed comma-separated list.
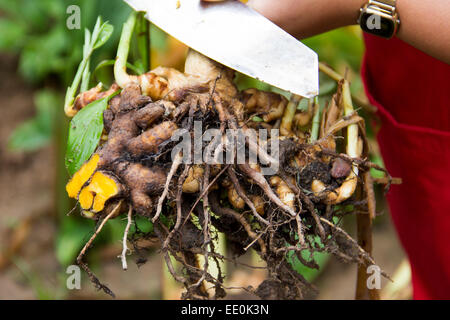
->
[66, 49, 392, 299]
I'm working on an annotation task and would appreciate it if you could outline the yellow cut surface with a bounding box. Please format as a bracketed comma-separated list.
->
[66, 154, 100, 198]
[80, 172, 120, 213]
[79, 187, 94, 210]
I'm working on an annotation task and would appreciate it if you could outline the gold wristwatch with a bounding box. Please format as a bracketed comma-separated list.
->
[358, 0, 400, 39]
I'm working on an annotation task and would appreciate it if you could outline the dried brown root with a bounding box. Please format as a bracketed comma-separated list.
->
[132, 103, 166, 129]
[209, 192, 267, 256]
[238, 163, 297, 218]
[250, 195, 265, 216]
[76, 201, 123, 297]
[319, 217, 379, 271]
[153, 151, 183, 223]
[162, 165, 191, 250]
[227, 167, 269, 226]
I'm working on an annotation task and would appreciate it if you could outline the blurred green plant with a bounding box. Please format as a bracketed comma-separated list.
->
[8, 89, 61, 151]
[0, 0, 132, 272]
[1, 0, 131, 154]
[12, 257, 62, 300]
[0, 0, 131, 83]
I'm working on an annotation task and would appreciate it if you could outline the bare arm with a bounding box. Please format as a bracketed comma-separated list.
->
[247, 0, 450, 64]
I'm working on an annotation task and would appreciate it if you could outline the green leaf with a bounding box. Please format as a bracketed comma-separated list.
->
[65, 94, 116, 175]
[93, 22, 114, 50]
[94, 59, 116, 72]
[287, 249, 330, 282]
[286, 237, 330, 282]
[234, 72, 271, 92]
[251, 116, 263, 122]
[134, 215, 153, 233]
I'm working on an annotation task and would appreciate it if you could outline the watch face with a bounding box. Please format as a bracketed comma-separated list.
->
[360, 12, 396, 38]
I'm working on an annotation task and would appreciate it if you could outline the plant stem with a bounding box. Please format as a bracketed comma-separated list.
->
[342, 80, 359, 160]
[280, 94, 302, 136]
[114, 11, 137, 88]
[137, 12, 150, 73]
[64, 17, 113, 116]
[319, 62, 343, 82]
[80, 60, 91, 93]
[309, 97, 321, 143]
[64, 47, 91, 114]
[355, 183, 380, 300]
[80, 28, 92, 93]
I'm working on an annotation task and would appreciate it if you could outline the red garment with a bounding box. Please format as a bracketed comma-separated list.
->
[362, 34, 450, 299]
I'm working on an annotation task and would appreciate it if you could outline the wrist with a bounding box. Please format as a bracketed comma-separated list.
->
[342, 0, 368, 26]
[249, 0, 368, 38]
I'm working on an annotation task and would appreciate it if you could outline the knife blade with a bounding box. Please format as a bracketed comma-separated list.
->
[124, 0, 319, 98]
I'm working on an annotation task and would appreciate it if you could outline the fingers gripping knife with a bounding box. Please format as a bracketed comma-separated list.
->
[123, 0, 319, 98]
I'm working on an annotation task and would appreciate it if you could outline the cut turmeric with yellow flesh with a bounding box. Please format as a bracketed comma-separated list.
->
[78, 171, 121, 213]
[78, 187, 94, 210]
[66, 154, 100, 198]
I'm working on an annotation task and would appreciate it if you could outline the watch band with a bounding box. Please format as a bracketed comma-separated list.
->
[358, 0, 400, 38]
[369, 0, 398, 15]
